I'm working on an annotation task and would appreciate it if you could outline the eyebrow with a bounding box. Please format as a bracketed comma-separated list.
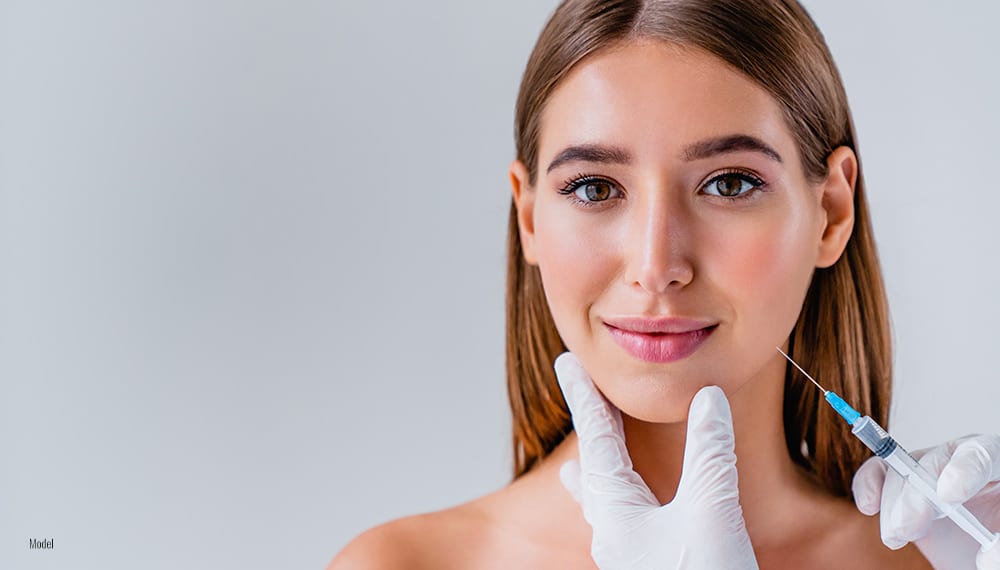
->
[683, 134, 783, 163]
[545, 134, 783, 174]
[546, 143, 632, 174]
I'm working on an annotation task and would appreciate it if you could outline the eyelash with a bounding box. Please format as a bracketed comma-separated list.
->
[556, 169, 768, 208]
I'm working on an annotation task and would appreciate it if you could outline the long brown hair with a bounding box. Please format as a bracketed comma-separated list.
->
[506, 0, 892, 498]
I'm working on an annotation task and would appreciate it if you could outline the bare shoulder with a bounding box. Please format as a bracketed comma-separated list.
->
[327, 444, 590, 569]
[820, 501, 933, 569]
[326, 516, 423, 570]
[757, 492, 933, 569]
[327, 502, 494, 570]
[844, 511, 933, 569]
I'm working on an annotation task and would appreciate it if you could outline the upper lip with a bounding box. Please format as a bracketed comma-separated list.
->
[603, 316, 717, 334]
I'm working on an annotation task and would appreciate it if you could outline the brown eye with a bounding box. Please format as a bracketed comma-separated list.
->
[715, 175, 744, 197]
[584, 181, 612, 201]
[558, 176, 622, 207]
[703, 171, 763, 200]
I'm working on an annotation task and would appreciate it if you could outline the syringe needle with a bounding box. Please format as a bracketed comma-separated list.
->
[776, 346, 827, 394]
[772, 350, 1000, 548]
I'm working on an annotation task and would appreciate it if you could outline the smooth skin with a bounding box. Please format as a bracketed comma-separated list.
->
[330, 40, 931, 569]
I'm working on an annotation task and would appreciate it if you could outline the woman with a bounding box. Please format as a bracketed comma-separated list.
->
[331, 1, 1000, 567]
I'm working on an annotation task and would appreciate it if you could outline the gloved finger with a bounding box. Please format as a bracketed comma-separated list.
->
[938, 435, 1000, 504]
[554, 352, 630, 475]
[559, 459, 583, 504]
[676, 386, 741, 512]
[977, 536, 1000, 570]
[879, 464, 909, 549]
[852, 456, 888, 515]
[553, 352, 656, 506]
[881, 448, 950, 549]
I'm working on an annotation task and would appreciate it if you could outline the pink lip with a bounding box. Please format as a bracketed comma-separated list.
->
[603, 316, 716, 334]
[604, 318, 717, 363]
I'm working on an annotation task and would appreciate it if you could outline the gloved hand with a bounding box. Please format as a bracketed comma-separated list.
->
[553, 352, 759, 569]
[852, 434, 1000, 569]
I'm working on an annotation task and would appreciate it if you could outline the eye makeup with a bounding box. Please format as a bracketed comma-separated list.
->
[556, 168, 771, 209]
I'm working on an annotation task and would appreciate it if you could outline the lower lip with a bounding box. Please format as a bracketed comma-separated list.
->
[605, 324, 716, 363]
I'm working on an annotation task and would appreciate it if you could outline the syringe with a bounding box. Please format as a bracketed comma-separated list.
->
[776, 346, 1000, 550]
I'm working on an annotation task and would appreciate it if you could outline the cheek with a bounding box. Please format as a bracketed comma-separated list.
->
[707, 207, 817, 340]
[533, 200, 618, 349]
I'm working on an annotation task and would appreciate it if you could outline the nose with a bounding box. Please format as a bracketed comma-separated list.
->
[625, 190, 695, 293]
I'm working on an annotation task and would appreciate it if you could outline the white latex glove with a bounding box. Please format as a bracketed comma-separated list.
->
[553, 352, 758, 570]
[852, 434, 1000, 569]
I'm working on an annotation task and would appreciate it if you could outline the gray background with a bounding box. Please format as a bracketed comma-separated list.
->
[1, 1, 998, 569]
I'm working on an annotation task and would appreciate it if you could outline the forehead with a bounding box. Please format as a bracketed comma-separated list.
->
[538, 40, 798, 168]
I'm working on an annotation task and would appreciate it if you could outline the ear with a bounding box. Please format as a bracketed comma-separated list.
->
[815, 146, 857, 269]
[509, 159, 538, 265]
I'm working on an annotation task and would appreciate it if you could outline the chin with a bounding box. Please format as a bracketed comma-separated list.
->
[597, 369, 708, 424]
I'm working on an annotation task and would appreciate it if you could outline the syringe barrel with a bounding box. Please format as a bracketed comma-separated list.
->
[851, 416, 1000, 550]
[851, 416, 897, 458]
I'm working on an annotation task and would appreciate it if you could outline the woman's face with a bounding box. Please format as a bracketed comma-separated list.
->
[510, 40, 855, 422]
